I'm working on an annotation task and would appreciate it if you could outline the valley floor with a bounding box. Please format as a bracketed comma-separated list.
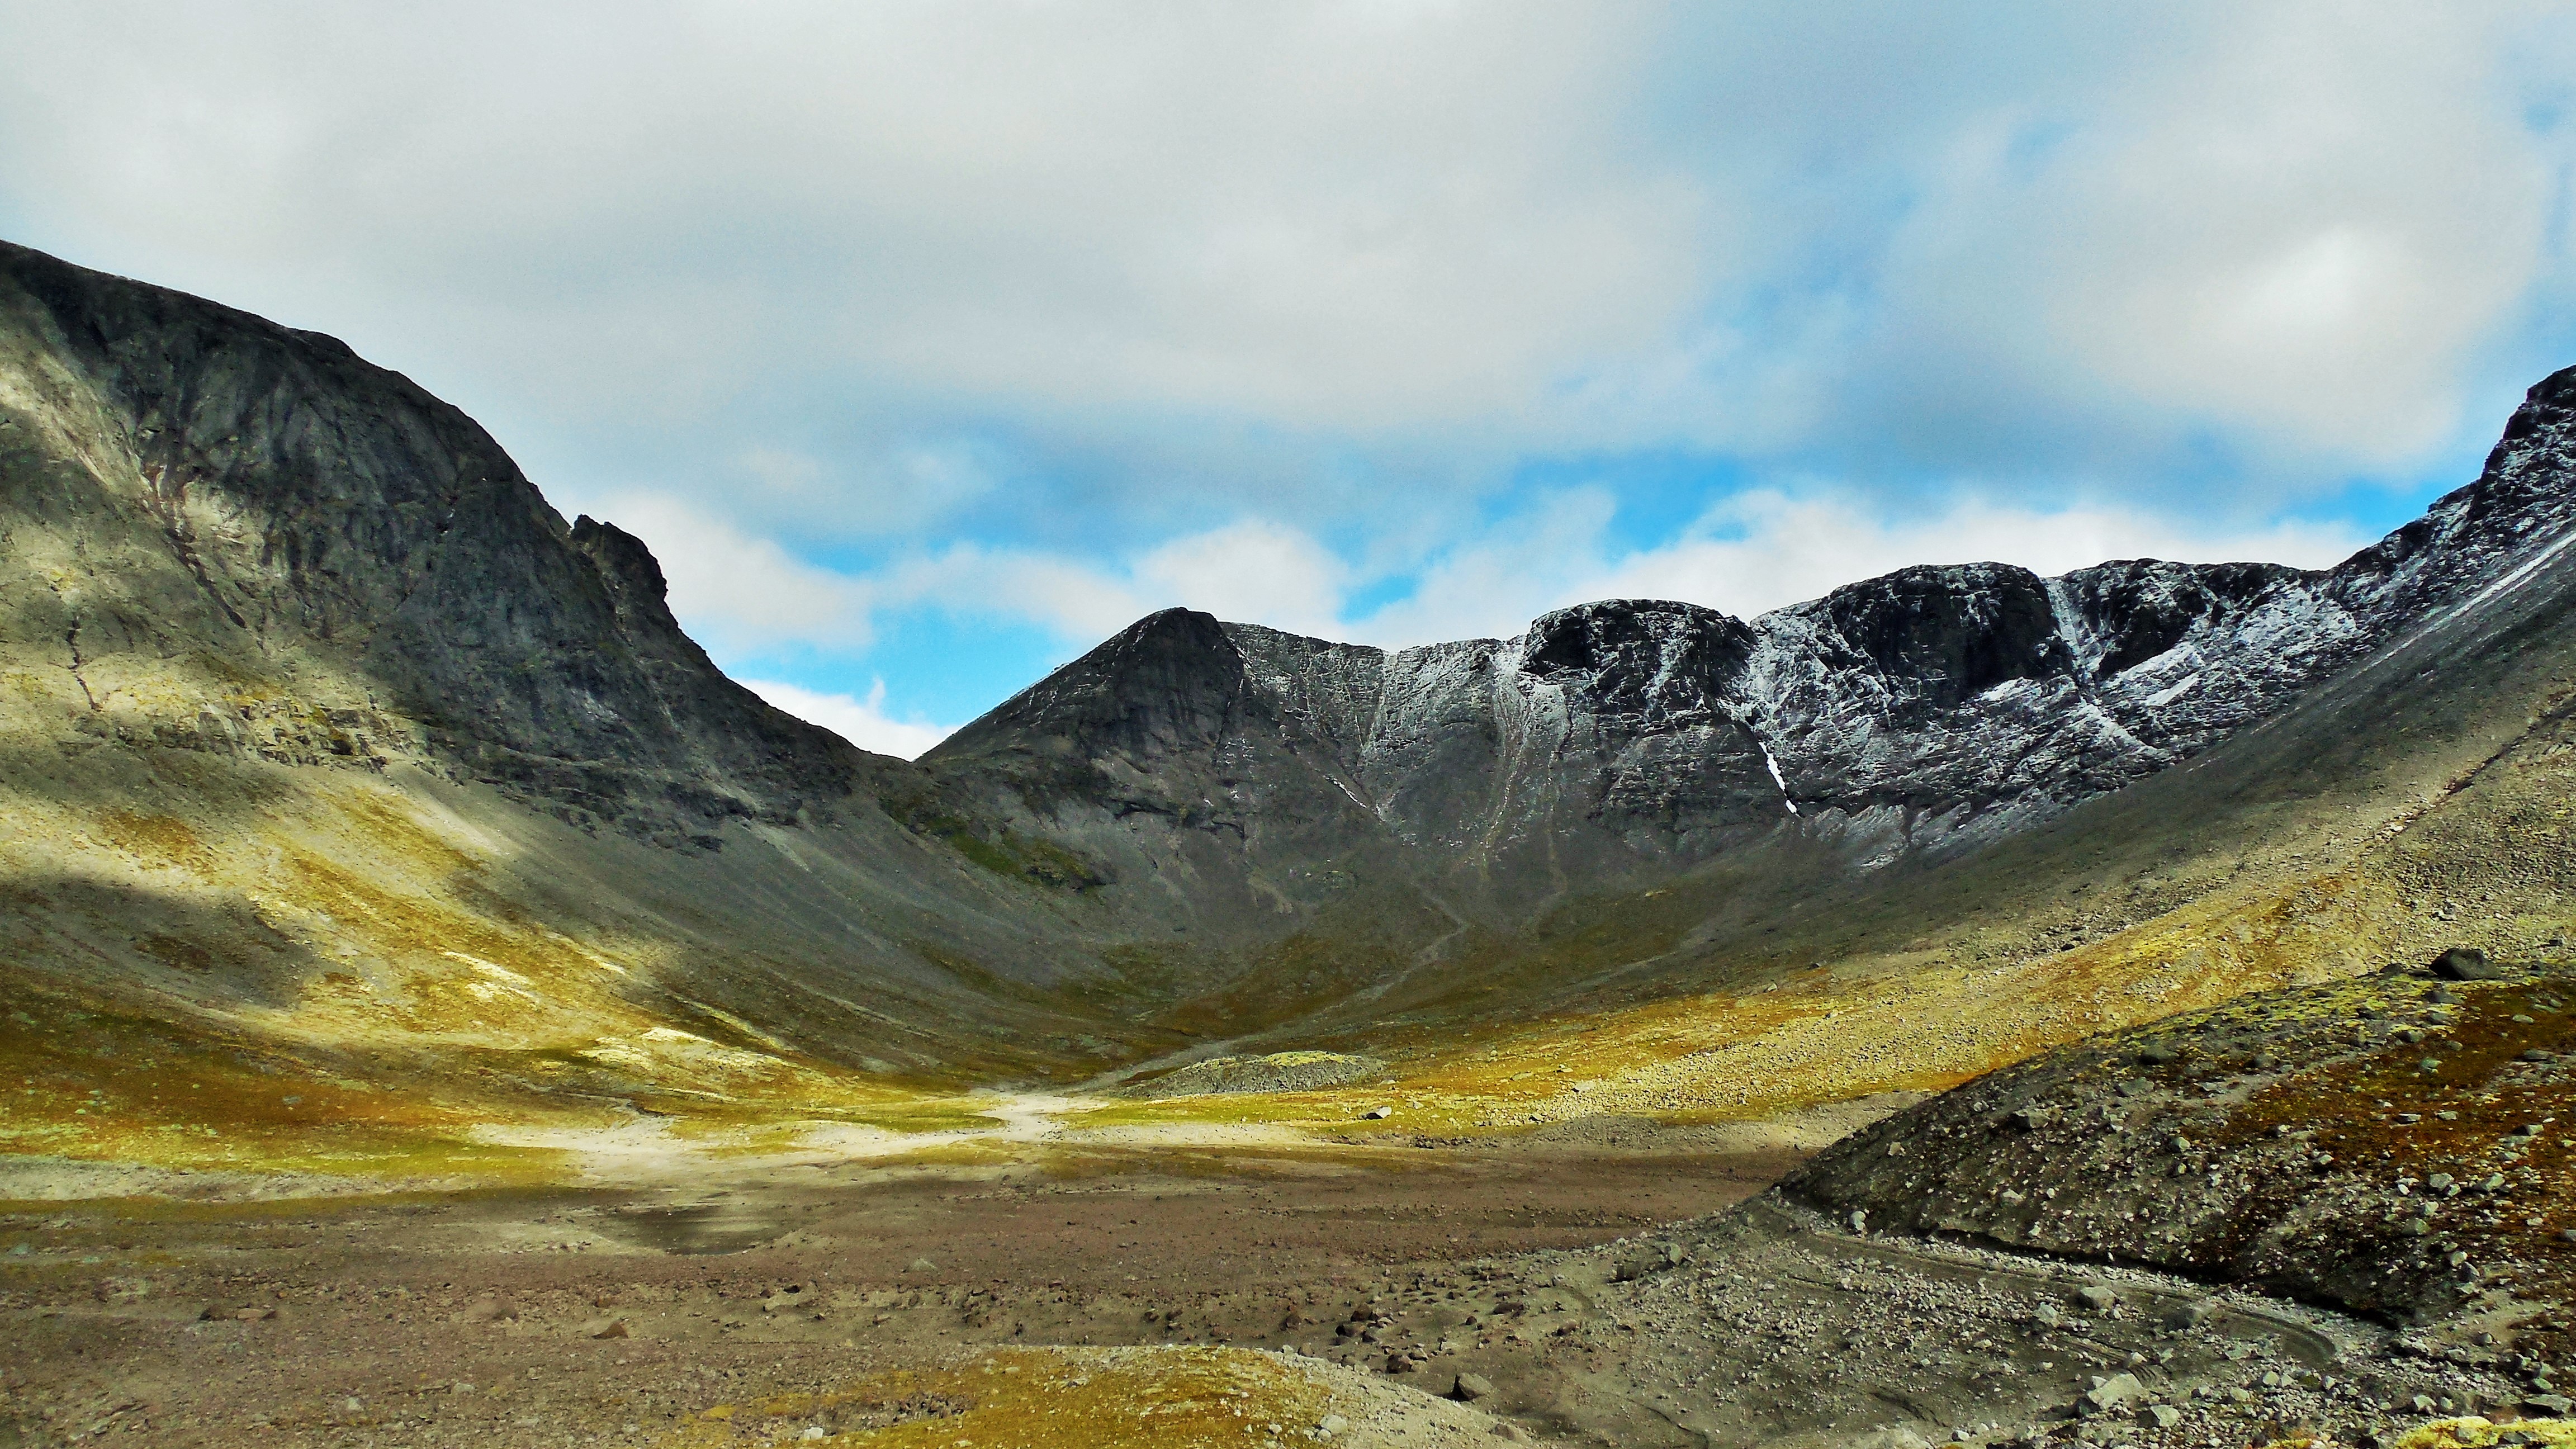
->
[0, 1101, 2535, 1449]
[0, 1119, 1789, 1448]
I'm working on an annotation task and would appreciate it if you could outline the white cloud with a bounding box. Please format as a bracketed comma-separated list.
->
[1590, 492, 2370, 619]
[621, 481, 2374, 665]
[741, 678, 953, 761]
[1854, 3, 2563, 470]
[0, 3, 1700, 438]
[600, 495, 870, 654]
[1131, 520, 1350, 640]
[1343, 489, 2372, 646]
[8, 2, 2563, 719]
[604, 505, 1362, 656]
[7, 2, 2561, 515]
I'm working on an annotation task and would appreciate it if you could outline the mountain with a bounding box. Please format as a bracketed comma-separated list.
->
[0, 237, 1200, 1129]
[5, 234, 2576, 1171]
[922, 367, 2576, 971]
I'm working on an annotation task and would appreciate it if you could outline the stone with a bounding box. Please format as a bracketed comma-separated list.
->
[2432, 948, 2506, 981]
[2146, 1405, 2182, 1429]
[2077, 1285, 2118, 1313]
[581, 1317, 628, 1339]
[1453, 1373, 1495, 1401]
[2526, 1393, 2574, 1415]
[908, 1257, 937, 1273]
[2084, 1372, 2145, 1413]
[2166, 1301, 2211, 1330]
[1316, 1414, 1349, 1437]
[1490, 1426, 1531, 1443]
[1363, 1107, 1394, 1120]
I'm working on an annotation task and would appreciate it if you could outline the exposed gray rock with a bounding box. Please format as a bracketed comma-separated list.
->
[0, 238, 877, 845]
[1124, 1052, 1385, 1100]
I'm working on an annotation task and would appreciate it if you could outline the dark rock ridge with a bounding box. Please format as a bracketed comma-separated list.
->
[0, 237, 873, 844]
[929, 366, 2576, 921]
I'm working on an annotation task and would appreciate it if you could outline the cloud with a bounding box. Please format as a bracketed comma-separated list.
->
[1591, 492, 2370, 618]
[740, 678, 953, 761]
[1345, 487, 2373, 646]
[619, 479, 2374, 666]
[1834, 3, 2565, 476]
[599, 495, 870, 654]
[6, 4, 2568, 723]
[5, 1, 2563, 537]
[598, 500, 1351, 655]
[1131, 520, 1350, 640]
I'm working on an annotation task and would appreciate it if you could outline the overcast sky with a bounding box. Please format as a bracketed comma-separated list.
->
[6, 3, 2574, 757]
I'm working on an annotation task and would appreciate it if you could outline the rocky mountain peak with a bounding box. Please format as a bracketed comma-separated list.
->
[0, 239, 868, 844]
[930, 369, 2576, 921]
[929, 607, 1253, 769]
[570, 514, 685, 637]
[1801, 561, 2070, 712]
[1519, 599, 1751, 728]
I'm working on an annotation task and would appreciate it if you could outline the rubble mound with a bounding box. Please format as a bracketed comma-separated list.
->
[1124, 1052, 1386, 1099]
[1785, 954, 2576, 1375]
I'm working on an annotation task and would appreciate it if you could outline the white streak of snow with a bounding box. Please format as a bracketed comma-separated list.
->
[2142, 673, 2201, 707]
[1759, 743, 1800, 815]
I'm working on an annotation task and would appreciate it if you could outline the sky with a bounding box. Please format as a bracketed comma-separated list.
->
[4, 3, 2575, 758]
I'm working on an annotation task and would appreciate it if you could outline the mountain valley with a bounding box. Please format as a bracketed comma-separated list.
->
[8, 240, 2576, 1448]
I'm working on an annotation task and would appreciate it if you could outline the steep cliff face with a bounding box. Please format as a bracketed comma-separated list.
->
[927, 366, 2576, 931]
[0, 239, 872, 845]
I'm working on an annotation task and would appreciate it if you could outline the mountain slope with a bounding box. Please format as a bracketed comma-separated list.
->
[0, 237, 877, 842]
[0, 239, 1215, 1166]
[7, 235, 2576, 1179]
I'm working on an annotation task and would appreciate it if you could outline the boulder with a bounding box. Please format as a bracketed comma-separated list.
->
[2433, 948, 2507, 981]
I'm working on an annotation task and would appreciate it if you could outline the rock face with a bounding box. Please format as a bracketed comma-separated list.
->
[0, 238, 872, 846]
[928, 367, 2576, 925]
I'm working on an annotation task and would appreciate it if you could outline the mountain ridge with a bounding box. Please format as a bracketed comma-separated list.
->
[6, 231, 2576, 1118]
[925, 370, 2576, 955]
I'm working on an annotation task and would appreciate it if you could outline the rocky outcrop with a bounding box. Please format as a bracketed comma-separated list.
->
[0, 238, 873, 844]
[1781, 958, 2576, 1364]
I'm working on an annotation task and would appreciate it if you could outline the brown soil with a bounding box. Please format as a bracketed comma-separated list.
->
[0, 1130, 1798, 1447]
